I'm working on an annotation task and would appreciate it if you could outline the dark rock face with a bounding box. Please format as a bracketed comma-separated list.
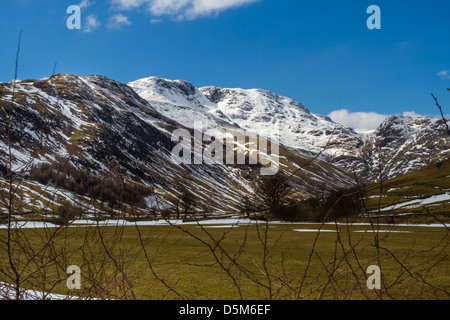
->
[200, 86, 225, 104]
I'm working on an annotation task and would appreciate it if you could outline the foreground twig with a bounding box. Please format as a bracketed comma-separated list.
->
[431, 93, 450, 136]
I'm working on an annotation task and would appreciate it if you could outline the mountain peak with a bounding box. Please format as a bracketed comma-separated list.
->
[128, 76, 363, 162]
[127, 75, 449, 181]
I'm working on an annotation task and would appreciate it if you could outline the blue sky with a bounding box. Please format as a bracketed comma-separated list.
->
[1, 0, 449, 129]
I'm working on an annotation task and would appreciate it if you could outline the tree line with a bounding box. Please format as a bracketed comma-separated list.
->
[28, 161, 153, 209]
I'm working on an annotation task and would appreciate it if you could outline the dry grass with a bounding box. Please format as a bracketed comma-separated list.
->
[1, 221, 447, 300]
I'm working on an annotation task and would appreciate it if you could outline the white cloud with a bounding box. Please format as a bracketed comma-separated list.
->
[402, 111, 422, 118]
[107, 14, 132, 29]
[111, 0, 146, 10]
[111, 0, 258, 20]
[79, 0, 94, 9]
[329, 109, 432, 131]
[182, 0, 259, 20]
[148, 0, 191, 15]
[84, 15, 101, 33]
[328, 109, 388, 131]
[437, 70, 450, 79]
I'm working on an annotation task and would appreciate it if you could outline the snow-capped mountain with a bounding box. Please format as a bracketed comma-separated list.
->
[200, 86, 364, 159]
[0, 74, 252, 213]
[0, 74, 357, 215]
[128, 76, 449, 182]
[362, 116, 450, 181]
[1, 73, 447, 216]
[129, 77, 364, 159]
[128, 77, 235, 130]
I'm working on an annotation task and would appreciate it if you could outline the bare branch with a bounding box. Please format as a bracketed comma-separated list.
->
[431, 93, 450, 136]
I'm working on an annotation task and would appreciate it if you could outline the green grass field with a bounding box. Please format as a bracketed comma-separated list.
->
[1, 159, 448, 300]
[1, 221, 448, 300]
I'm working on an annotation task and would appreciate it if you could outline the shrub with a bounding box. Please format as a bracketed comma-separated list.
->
[29, 162, 153, 210]
[54, 200, 82, 225]
[272, 186, 365, 222]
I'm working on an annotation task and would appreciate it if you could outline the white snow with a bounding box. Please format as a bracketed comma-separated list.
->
[0, 282, 74, 300]
[293, 229, 336, 233]
[1, 218, 447, 229]
[127, 77, 364, 160]
[375, 193, 450, 212]
[353, 230, 413, 234]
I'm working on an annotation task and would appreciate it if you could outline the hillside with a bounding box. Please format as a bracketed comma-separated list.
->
[361, 158, 450, 223]
[129, 76, 450, 182]
[0, 74, 357, 218]
[0, 73, 448, 220]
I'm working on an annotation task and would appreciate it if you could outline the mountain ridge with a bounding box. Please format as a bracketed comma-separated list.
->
[128, 76, 450, 181]
[0, 73, 361, 216]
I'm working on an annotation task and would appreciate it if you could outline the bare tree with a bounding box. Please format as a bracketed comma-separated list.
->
[175, 188, 196, 220]
[255, 173, 292, 217]
[241, 195, 255, 218]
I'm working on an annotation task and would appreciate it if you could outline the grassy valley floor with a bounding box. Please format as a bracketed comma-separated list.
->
[0, 220, 448, 300]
